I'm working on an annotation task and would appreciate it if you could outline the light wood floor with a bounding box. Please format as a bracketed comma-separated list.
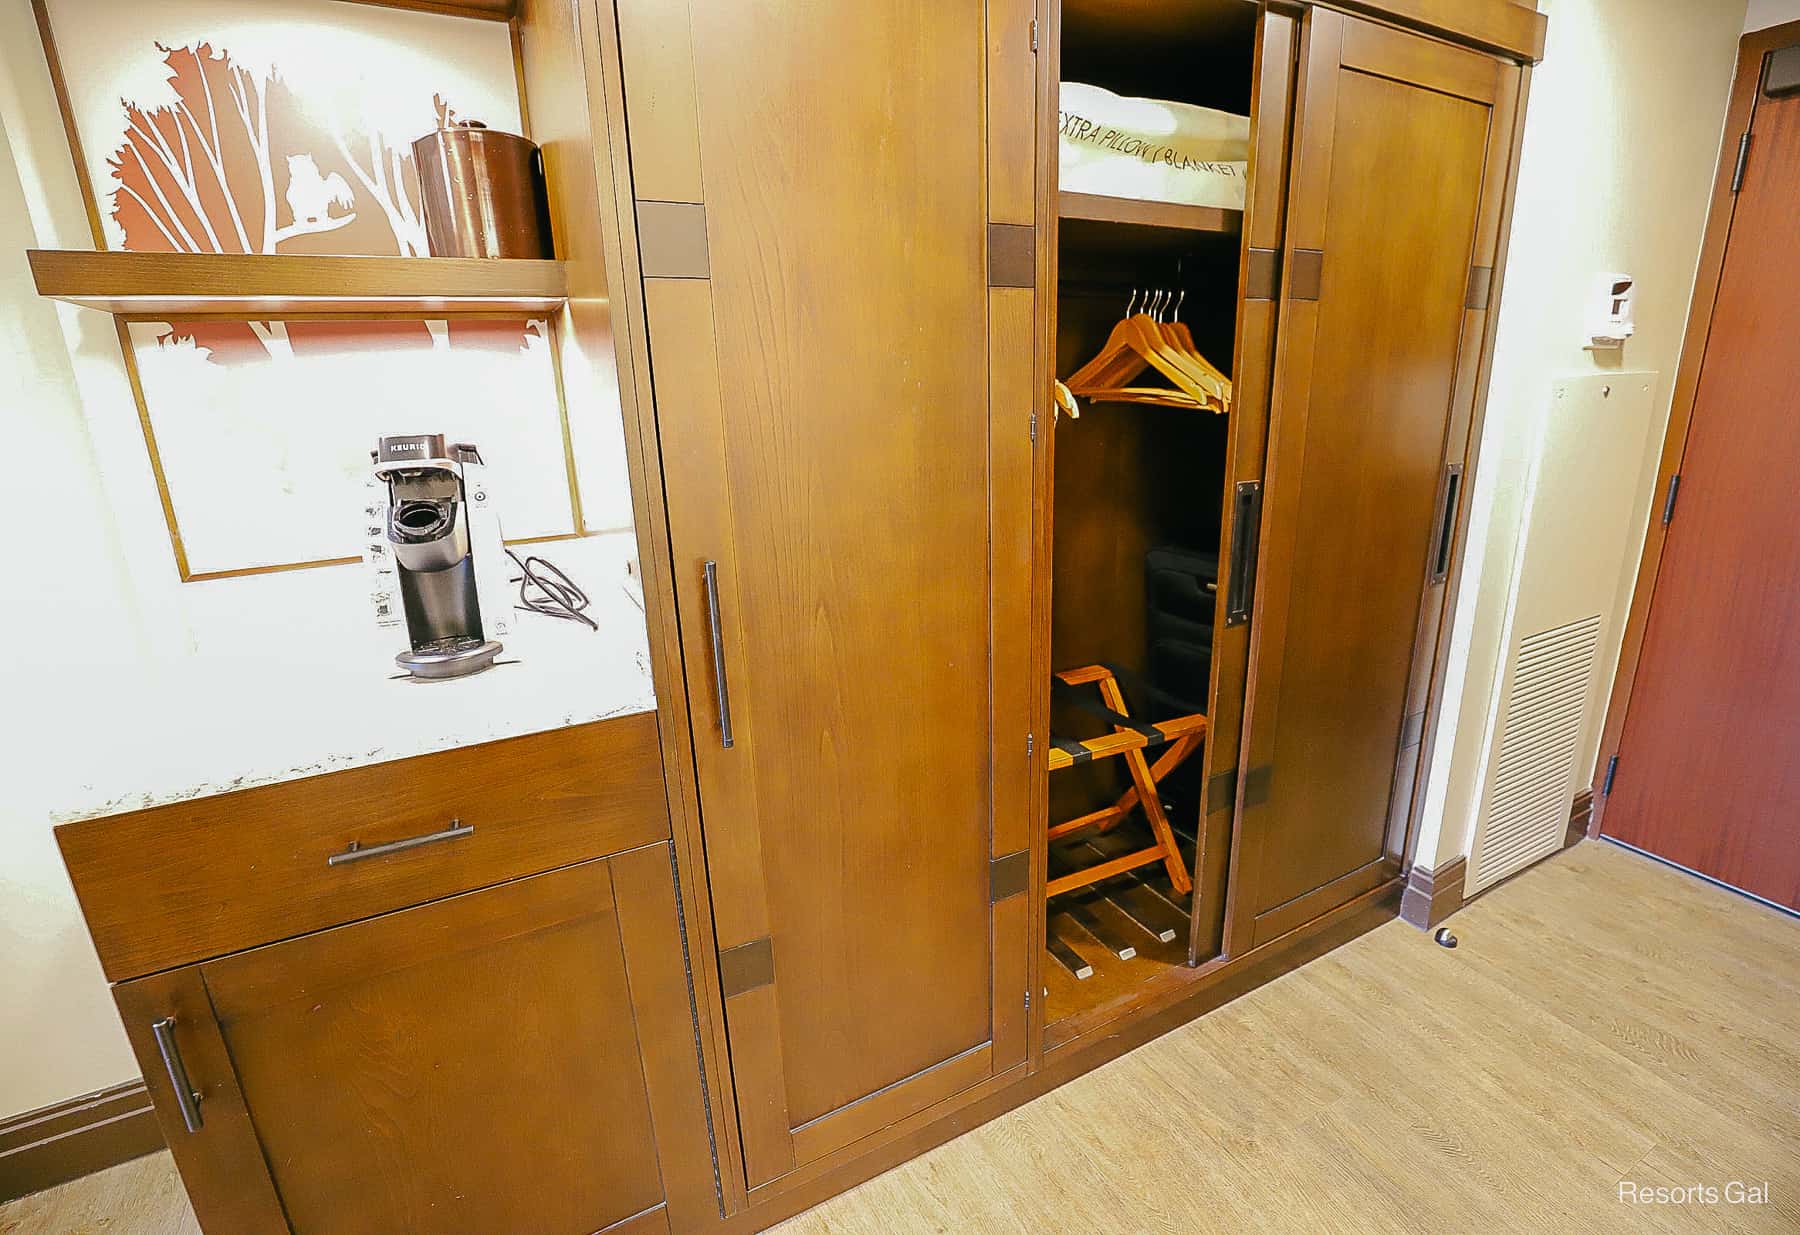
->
[5, 841, 1795, 1235]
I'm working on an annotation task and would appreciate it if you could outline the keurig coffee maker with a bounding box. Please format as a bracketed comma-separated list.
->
[372, 434, 503, 679]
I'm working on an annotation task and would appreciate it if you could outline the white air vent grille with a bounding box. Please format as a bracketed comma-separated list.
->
[1469, 614, 1602, 891]
[1461, 374, 1661, 895]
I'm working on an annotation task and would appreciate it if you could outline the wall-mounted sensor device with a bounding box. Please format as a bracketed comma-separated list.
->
[1585, 272, 1635, 350]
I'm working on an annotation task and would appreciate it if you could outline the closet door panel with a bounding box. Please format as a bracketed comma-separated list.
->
[622, 0, 1031, 1190]
[1198, 6, 1296, 962]
[1231, 11, 1502, 948]
[690, 0, 992, 1130]
[989, 284, 1035, 1075]
[1389, 65, 1525, 858]
[987, 0, 1039, 225]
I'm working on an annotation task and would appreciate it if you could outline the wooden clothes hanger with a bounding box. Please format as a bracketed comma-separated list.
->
[1064, 289, 1153, 390]
[1157, 291, 1232, 400]
[1065, 288, 1231, 414]
[1133, 291, 1228, 406]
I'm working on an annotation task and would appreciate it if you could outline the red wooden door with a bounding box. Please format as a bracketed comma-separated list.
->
[1604, 85, 1800, 911]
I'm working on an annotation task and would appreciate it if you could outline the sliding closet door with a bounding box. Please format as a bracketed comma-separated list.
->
[1228, 11, 1521, 950]
[613, 0, 1037, 1192]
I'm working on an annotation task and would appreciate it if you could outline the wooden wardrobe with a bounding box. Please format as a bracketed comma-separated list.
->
[602, 0, 1542, 1223]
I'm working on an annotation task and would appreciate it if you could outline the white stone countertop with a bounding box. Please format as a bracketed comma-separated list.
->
[5, 571, 657, 827]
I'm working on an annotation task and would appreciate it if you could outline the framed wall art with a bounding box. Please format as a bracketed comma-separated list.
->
[35, 0, 598, 579]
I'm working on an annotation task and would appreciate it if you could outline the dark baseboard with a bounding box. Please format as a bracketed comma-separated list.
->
[1398, 855, 1466, 930]
[0, 1079, 162, 1205]
[1567, 788, 1593, 848]
[1412, 791, 1593, 926]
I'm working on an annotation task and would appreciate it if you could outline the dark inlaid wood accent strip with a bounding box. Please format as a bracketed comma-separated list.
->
[1245, 247, 1281, 301]
[636, 200, 710, 279]
[1288, 249, 1324, 301]
[1242, 764, 1273, 810]
[988, 223, 1035, 288]
[990, 850, 1029, 902]
[1466, 264, 1494, 310]
[718, 937, 775, 997]
[0, 1080, 162, 1204]
[1207, 770, 1238, 815]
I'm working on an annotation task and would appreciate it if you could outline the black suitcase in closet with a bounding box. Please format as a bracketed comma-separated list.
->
[1144, 546, 1218, 720]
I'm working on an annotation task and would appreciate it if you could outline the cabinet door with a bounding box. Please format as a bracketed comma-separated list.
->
[1229, 11, 1522, 949]
[116, 849, 715, 1235]
[613, 0, 1036, 1190]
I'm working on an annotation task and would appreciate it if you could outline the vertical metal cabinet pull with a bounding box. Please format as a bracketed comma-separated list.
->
[703, 561, 735, 748]
[1226, 481, 1263, 626]
[1430, 464, 1465, 585]
[151, 1017, 204, 1133]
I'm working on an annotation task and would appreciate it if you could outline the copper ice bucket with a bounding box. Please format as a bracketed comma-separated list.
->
[412, 121, 553, 259]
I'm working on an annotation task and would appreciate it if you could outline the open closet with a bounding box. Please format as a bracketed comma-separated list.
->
[1042, 0, 1284, 1035]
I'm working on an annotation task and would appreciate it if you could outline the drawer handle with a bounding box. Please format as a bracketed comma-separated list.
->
[151, 1017, 203, 1133]
[328, 819, 474, 866]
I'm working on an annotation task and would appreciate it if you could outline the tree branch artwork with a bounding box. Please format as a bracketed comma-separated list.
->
[328, 128, 423, 256]
[109, 43, 358, 256]
[105, 43, 528, 362]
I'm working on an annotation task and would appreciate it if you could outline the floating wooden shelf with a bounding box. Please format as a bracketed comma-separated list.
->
[342, 0, 514, 21]
[1058, 191, 1242, 237]
[27, 250, 568, 316]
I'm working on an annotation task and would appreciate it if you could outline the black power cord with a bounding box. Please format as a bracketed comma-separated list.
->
[508, 549, 598, 631]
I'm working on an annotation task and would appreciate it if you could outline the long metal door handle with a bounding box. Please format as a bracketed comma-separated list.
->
[151, 1017, 203, 1133]
[1226, 481, 1263, 626]
[328, 820, 474, 866]
[703, 561, 735, 749]
[1430, 464, 1465, 585]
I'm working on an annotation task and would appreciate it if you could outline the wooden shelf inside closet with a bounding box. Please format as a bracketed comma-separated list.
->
[1058, 190, 1242, 237]
[26, 250, 568, 316]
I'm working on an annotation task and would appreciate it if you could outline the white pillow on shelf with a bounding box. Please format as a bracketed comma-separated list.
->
[1059, 81, 1250, 212]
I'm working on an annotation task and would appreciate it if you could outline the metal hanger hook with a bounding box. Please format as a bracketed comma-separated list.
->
[1172, 289, 1186, 323]
[1126, 287, 1140, 317]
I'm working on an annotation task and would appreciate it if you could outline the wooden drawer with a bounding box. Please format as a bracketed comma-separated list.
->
[58, 712, 668, 982]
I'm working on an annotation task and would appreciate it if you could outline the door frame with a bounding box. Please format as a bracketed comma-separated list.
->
[1589, 18, 1800, 838]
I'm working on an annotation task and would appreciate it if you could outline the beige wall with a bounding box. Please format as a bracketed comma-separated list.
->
[0, 9, 144, 1114]
[1415, 0, 1750, 872]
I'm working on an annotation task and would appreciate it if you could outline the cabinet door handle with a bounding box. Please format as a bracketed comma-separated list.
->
[327, 820, 474, 866]
[1430, 463, 1465, 585]
[703, 560, 735, 749]
[151, 1017, 203, 1133]
[1226, 481, 1263, 626]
